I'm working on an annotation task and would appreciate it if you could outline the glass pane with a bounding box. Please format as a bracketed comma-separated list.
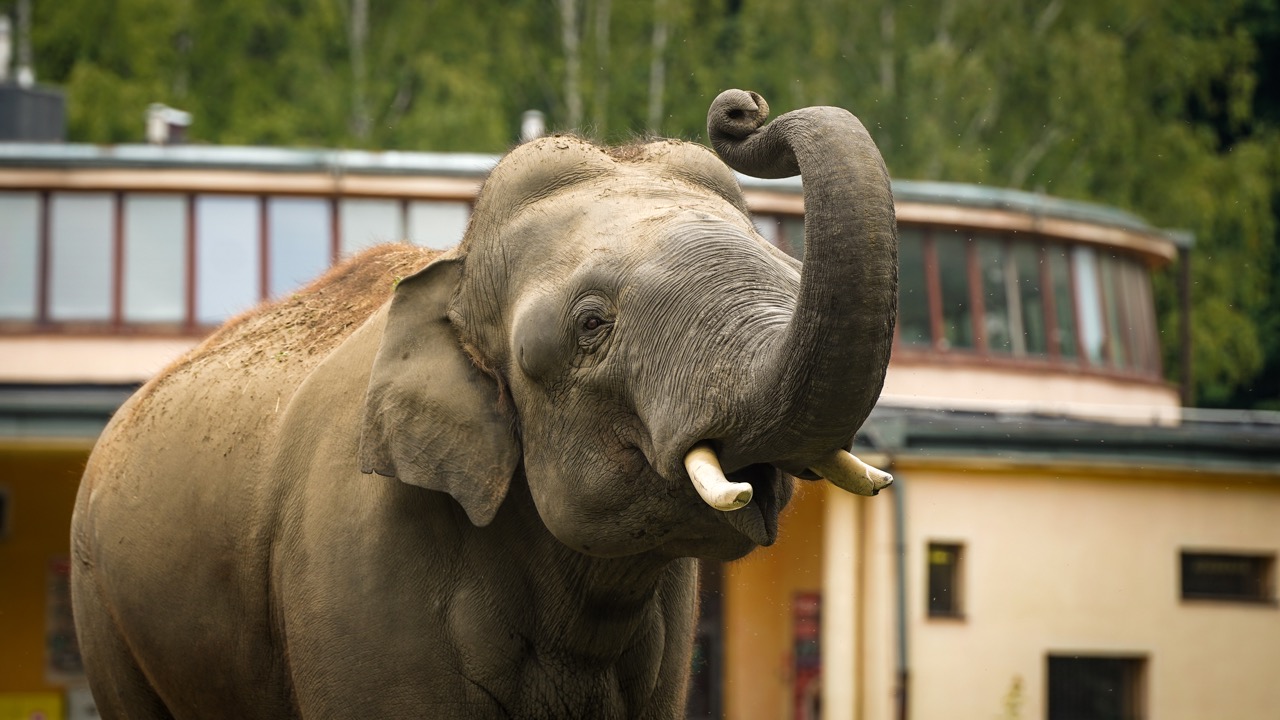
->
[0, 192, 40, 320]
[1131, 263, 1159, 374]
[780, 217, 804, 260]
[1099, 253, 1127, 368]
[408, 200, 470, 251]
[897, 228, 930, 347]
[927, 543, 962, 616]
[750, 214, 779, 248]
[936, 232, 973, 350]
[123, 194, 187, 323]
[49, 192, 113, 321]
[1072, 246, 1106, 365]
[977, 236, 1011, 354]
[196, 195, 260, 325]
[1047, 246, 1078, 359]
[1012, 244, 1047, 355]
[269, 197, 332, 298]
[340, 198, 402, 256]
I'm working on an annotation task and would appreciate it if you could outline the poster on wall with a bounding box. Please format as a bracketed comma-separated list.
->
[46, 556, 85, 684]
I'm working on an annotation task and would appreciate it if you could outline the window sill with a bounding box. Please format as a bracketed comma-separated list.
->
[1180, 596, 1278, 607]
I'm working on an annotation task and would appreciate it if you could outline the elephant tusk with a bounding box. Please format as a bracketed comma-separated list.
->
[809, 450, 893, 496]
[684, 444, 753, 512]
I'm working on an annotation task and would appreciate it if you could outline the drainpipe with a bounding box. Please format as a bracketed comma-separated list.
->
[891, 470, 909, 720]
[1177, 242, 1193, 407]
[861, 424, 909, 720]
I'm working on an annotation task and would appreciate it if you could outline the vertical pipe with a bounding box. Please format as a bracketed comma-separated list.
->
[1178, 245, 1192, 405]
[892, 473, 909, 720]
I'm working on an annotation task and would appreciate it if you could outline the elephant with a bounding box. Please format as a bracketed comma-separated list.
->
[69, 89, 898, 719]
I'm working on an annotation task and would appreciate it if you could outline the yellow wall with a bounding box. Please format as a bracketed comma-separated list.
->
[723, 480, 827, 720]
[899, 461, 1280, 720]
[0, 444, 90, 694]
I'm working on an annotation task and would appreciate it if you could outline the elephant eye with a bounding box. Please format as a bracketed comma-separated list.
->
[576, 311, 613, 351]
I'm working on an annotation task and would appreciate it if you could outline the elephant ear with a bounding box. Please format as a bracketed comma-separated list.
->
[359, 255, 519, 527]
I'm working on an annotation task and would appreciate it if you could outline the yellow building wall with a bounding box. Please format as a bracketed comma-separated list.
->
[899, 462, 1280, 720]
[0, 444, 89, 696]
[722, 480, 827, 720]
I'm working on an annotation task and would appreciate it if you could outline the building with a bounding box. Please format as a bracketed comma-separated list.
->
[1, 143, 1277, 720]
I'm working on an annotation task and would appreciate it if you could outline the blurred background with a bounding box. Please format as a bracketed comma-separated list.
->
[0, 1, 1277, 719]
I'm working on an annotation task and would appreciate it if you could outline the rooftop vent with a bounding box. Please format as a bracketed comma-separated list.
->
[146, 103, 192, 145]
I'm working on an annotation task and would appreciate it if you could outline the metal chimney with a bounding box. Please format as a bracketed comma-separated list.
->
[0, 17, 12, 84]
[520, 110, 546, 142]
[15, 0, 32, 87]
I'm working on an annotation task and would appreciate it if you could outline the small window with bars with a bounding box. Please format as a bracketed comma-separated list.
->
[927, 542, 964, 618]
[1180, 551, 1275, 603]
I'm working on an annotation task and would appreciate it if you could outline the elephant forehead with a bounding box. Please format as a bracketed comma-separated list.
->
[479, 136, 745, 218]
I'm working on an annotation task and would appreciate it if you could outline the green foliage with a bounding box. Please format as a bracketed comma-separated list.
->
[16, 0, 1280, 407]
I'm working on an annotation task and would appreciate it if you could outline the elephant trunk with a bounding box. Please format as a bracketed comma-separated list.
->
[707, 90, 898, 471]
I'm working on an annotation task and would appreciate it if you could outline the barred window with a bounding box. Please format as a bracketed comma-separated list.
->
[1181, 551, 1275, 603]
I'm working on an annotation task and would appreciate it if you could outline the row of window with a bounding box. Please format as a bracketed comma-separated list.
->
[3, 190, 1163, 381]
[928, 543, 1277, 619]
[900, 227, 1161, 375]
[0, 191, 469, 328]
[756, 218, 1163, 378]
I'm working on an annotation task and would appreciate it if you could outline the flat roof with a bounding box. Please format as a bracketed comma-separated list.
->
[3, 384, 1278, 474]
[857, 405, 1280, 475]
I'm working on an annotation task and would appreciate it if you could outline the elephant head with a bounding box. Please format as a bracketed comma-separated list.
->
[360, 90, 897, 561]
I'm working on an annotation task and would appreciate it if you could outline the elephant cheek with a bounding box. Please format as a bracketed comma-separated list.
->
[511, 293, 570, 382]
[522, 462, 659, 558]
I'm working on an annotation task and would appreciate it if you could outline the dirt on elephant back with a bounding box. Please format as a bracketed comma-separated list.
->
[140, 244, 440, 403]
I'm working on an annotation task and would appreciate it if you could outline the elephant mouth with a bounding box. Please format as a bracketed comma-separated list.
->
[719, 463, 792, 547]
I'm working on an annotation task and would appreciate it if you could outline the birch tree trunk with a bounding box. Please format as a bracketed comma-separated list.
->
[559, 0, 583, 130]
[348, 0, 371, 141]
[646, 0, 669, 134]
[591, 0, 611, 135]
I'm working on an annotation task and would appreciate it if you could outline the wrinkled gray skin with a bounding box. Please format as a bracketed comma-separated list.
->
[70, 90, 896, 719]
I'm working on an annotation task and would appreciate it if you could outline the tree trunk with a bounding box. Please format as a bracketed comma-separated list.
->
[559, 0, 583, 131]
[646, 0, 669, 134]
